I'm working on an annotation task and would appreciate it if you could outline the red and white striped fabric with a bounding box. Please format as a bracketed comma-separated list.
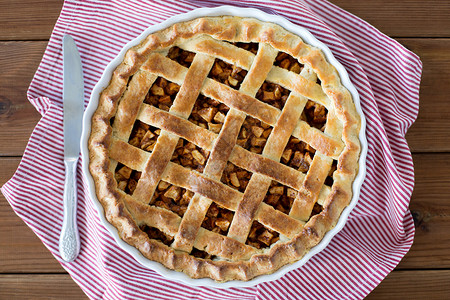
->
[2, 0, 422, 299]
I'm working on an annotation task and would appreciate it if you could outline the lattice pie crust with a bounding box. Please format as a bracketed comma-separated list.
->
[88, 16, 361, 281]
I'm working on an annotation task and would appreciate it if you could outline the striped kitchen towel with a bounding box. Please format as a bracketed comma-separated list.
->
[1, 0, 422, 299]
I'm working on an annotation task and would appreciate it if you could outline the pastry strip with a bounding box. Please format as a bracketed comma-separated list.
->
[172, 43, 279, 253]
[132, 54, 215, 203]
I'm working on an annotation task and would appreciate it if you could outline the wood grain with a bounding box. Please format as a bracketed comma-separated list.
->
[0, 38, 449, 155]
[0, 42, 45, 156]
[0, 270, 448, 299]
[0, 0, 63, 40]
[366, 270, 450, 299]
[397, 154, 450, 269]
[401, 38, 450, 152]
[0, 1, 449, 40]
[332, 0, 450, 37]
[0, 274, 88, 299]
[0, 158, 64, 273]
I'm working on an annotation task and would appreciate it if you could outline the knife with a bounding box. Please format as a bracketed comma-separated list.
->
[59, 34, 84, 262]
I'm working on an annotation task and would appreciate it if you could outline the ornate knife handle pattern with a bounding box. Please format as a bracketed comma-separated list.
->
[59, 159, 80, 262]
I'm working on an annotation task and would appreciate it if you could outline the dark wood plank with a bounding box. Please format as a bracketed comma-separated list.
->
[401, 38, 450, 152]
[397, 153, 450, 269]
[0, 271, 449, 299]
[0, 0, 62, 40]
[367, 270, 450, 299]
[0, 38, 449, 156]
[332, 0, 450, 37]
[0, 274, 87, 299]
[0, 158, 64, 273]
[0, 41, 45, 156]
[0, 1, 449, 40]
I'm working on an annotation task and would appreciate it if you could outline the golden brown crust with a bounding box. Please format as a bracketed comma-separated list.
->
[88, 16, 361, 282]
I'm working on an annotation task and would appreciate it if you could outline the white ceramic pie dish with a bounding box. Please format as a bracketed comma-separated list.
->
[80, 5, 367, 288]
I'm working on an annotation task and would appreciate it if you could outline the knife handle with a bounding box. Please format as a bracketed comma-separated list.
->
[59, 158, 81, 262]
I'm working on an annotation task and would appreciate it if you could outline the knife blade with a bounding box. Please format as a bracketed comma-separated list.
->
[59, 34, 84, 262]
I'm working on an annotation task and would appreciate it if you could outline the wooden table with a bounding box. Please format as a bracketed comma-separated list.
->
[1, 1, 449, 298]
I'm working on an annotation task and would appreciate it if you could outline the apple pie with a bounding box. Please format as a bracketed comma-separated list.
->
[88, 16, 361, 281]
